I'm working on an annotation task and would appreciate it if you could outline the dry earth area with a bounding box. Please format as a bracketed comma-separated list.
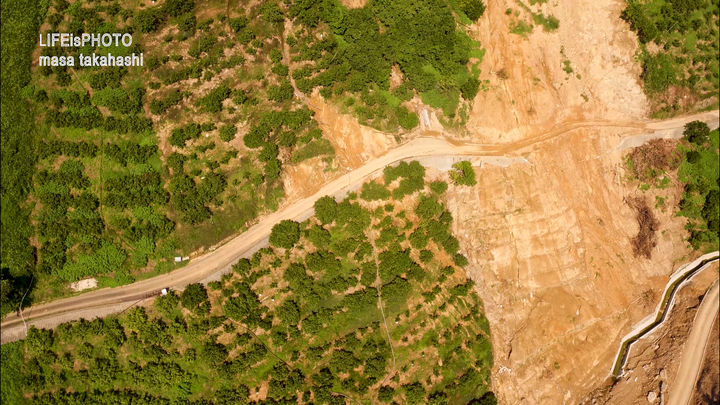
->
[578, 264, 718, 405]
[463, 0, 647, 143]
[441, 125, 706, 404]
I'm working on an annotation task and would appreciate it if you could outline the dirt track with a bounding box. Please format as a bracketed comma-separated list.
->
[1, 110, 717, 344]
[667, 281, 720, 405]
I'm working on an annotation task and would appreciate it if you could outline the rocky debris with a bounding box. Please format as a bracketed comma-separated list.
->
[647, 391, 657, 403]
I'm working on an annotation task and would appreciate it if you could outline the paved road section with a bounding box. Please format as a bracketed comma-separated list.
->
[611, 252, 720, 378]
[2, 111, 718, 344]
[667, 281, 720, 405]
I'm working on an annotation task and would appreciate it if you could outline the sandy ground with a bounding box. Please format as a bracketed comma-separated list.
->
[578, 265, 718, 405]
[69, 278, 98, 292]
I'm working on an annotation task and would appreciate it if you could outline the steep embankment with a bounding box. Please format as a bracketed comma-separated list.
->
[445, 123, 713, 404]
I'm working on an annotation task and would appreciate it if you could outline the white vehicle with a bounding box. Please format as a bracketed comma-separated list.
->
[160, 288, 169, 296]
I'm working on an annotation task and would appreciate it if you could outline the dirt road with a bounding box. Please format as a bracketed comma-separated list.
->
[611, 253, 720, 378]
[1, 111, 717, 344]
[667, 281, 720, 405]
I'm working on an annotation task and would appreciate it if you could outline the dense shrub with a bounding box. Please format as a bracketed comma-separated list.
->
[269, 220, 301, 249]
[219, 124, 237, 142]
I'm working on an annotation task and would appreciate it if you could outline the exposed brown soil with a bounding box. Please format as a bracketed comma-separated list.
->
[441, 124, 703, 404]
[338, 0, 367, 8]
[580, 265, 718, 405]
[693, 314, 720, 405]
[460, 0, 648, 144]
[627, 197, 659, 259]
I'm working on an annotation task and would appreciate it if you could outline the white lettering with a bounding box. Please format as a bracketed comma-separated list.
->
[51, 33, 59, 47]
[91, 34, 100, 47]
[101, 33, 112, 47]
[60, 33, 69, 47]
[67, 56, 74, 66]
[39, 34, 46, 47]
[39, 56, 50, 66]
[82, 33, 91, 47]
[121, 33, 132, 47]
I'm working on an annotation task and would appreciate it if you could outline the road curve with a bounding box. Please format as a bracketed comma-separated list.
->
[611, 253, 720, 378]
[667, 280, 720, 405]
[2, 111, 718, 343]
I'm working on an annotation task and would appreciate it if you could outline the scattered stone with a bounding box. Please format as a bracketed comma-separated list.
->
[659, 368, 667, 380]
[647, 391, 657, 403]
[660, 381, 667, 392]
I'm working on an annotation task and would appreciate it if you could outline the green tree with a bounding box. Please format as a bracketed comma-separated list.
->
[276, 299, 301, 325]
[233, 258, 252, 276]
[154, 291, 180, 317]
[180, 283, 208, 310]
[162, 0, 194, 17]
[136, 8, 163, 33]
[459, 0, 486, 21]
[267, 80, 294, 102]
[360, 181, 391, 201]
[269, 220, 301, 249]
[404, 382, 426, 404]
[450, 161, 477, 186]
[314, 196, 338, 225]
[429, 181, 448, 194]
[219, 124, 237, 142]
[396, 106, 419, 130]
[25, 326, 53, 354]
[469, 392, 498, 405]
[683, 121, 710, 146]
[460, 77, 480, 101]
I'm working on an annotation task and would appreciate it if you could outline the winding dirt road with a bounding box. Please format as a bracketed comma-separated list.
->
[667, 281, 720, 405]
[1, 110, 718, 344]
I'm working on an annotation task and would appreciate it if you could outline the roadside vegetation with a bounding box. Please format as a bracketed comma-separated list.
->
[625, 121, 719, 252]
[1, 161, 496, 404]
[1, 0, 491, 316]
[621, 0, 719, 116]
[0, 0, 48, 318]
